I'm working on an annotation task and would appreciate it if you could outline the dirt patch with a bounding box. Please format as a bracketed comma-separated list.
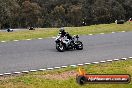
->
[0, 74, 24, 81]
[0, 70, 79, 81]
[34, 70, 78, 80]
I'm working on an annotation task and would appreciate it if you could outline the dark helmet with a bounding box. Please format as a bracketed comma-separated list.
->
[59, 27, 65, 32]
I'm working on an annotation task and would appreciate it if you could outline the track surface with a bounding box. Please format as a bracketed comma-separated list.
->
[0, 32, 132, 73]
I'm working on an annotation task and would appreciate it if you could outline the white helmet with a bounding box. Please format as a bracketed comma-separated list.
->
[59, 27, 64, 32]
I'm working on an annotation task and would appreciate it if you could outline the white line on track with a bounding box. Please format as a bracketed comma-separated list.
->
[4, 73, 11, 75]
[14, 72, 21, 74]
[38, 38, 43, 40]
[1, 41, 6, 42]
[129, 57, 132, 59]
[89, 34, 93, 35]
[61, 66, 68, 68]
[107, 60, 113, 62]
[121, 58, 127, 60]
[84, 63, 91, 65]
[114, 59, 119, 61]
[100, 33, 104, 34]
[22, 71, 29, 73]
[54, 67, 61, 69]
[13, 40, 19, 42]
[30, 70, 37, 72]
[26, 39, 32, 40]
[70, 65, 77, 67]
[0, 74, 4, 76]
[0, 56, 132, 76]
[112, 32, 115, 33]
[38, 69, 46, 71]
[77, 64, 84, 66]
[47, 68, 54, 70]
[100, 61, 106, 63]
[92, 62, 99, 64]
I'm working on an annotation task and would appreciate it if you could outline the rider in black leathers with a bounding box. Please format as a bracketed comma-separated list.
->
[59, 27, 72, 40]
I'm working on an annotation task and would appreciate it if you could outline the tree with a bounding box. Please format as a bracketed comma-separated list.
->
[123, 0, 132, 19]
[0, 0, 131, 28]
[67, 5, 82, 26]
[0, 0, 20, 28]
[90, 0, 125, 24]
[21, 0, 41, 27]
[51, 5, 65, 27]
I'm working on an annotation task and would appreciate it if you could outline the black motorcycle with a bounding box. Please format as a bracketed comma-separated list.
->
[55, 34, 83, 52]
[7, 28, 13, 32]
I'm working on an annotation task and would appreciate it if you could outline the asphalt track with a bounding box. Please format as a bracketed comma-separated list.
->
[0, 32, 132, 74]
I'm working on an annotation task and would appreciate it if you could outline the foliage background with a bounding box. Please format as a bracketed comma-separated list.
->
[0, 0, 131, 28]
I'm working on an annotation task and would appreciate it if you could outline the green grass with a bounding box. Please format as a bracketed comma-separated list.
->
[0, 22, 132, 41]
[0, 59, 132, 88]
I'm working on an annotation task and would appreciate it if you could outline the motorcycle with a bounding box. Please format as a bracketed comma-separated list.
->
[7, 28, 13, 32]
[55, 34, 83, 52]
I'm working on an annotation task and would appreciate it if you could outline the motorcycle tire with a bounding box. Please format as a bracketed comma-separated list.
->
[75, 41, 83, 50]
[56, 43, 65, 52]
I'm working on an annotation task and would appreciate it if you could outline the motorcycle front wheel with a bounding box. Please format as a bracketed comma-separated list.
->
[56, 43, 65, 52]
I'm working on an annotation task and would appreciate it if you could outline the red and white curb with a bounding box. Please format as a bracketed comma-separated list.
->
[0, 57, 132, 77]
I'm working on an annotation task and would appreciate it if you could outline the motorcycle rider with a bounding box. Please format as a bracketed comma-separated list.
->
[59, 27, 72, 40]
[58, 27, 75, 48]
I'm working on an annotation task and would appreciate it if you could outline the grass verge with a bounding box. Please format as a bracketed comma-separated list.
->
[0, 59, 132, 88]
[0, 23, 132, 41]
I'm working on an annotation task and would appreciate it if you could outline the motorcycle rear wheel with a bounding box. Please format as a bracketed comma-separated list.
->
[75, 41, 83, 50]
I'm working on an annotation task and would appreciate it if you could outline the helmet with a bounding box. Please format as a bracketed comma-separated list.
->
[59, 27, 65, 32]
